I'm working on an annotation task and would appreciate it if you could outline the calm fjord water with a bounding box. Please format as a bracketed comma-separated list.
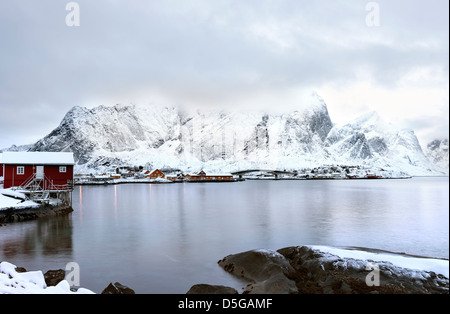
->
[1, 177, 448, 293]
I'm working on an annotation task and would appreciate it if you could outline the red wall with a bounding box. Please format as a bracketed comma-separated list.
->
[3, 164, 73, 189]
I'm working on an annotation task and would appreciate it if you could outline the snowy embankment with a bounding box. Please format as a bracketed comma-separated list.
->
[1, 188, 72, 223]
[0, 262, 94, 294]
[0, 189, 40, 211]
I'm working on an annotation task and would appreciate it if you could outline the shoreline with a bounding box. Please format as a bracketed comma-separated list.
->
[73, 176, 414, 186]
[0, 204, 73, 224]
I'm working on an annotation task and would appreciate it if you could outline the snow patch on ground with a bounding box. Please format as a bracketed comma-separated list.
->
[308, 245, 449, 278]
[0, 189, 40, 211]
[0, 262, 94, 294]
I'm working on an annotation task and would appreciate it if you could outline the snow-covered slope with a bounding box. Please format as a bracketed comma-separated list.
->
[27, 92, 443, 176]
[424, 139, 449, 175]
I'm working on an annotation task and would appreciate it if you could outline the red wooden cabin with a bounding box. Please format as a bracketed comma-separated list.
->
[1, 152, 75, 190]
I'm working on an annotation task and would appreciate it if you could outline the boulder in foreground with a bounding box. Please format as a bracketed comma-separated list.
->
[101, 282, 135, 294]
[187, 284, 238, 294]
[217, 249, 298, 294]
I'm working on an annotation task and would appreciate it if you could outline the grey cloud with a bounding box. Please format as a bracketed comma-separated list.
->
[0, 0, 448, 148]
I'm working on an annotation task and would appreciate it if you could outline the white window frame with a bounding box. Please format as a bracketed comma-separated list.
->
[59, 166, 67, 173]
[17, 166, 25, 175]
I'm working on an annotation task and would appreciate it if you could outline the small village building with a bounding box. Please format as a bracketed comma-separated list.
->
[166, 173, 184, 181]
[1, 152, 75, 190]
[147, 169, 165, 179]
[110, 174, 121, 180]
[185, 170, 234, 182]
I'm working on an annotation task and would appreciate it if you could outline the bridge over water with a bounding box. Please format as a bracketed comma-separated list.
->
[230, 169, 297, 179]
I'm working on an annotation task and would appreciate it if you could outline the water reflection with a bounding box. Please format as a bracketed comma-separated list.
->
[176, 183, 186, 248]
[244, 181, 272, 244]
[78, 185, 83, 222]
[0, 214, 73, 266]
[114, 185, 118, 224]
[0, 177, 448, 293]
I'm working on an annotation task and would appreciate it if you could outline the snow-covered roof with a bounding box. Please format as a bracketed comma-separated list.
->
[1, 152, 75, 165]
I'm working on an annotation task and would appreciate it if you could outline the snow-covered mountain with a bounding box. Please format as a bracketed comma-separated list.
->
[424, 139, 449, 175]
[26, 92, 445, 176]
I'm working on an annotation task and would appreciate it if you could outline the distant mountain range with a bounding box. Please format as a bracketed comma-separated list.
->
[2, 92, 448, 176]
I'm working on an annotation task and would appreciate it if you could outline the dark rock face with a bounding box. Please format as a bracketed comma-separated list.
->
[101, 282, 135, 294]
[308, 109, 333, 142]
[186, 284, 238, 294]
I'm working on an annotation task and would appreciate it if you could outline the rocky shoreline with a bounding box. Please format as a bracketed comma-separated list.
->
[2, 246, 448, 294]
[188, 246, 449, 294]
[1, 263, 134, 294]
[0, 205, 73, 224]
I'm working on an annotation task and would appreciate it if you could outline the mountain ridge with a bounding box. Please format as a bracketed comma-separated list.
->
[2, 93, 448, 176]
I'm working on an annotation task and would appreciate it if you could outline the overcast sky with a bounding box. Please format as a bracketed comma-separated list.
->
[0, 0, 448, 149]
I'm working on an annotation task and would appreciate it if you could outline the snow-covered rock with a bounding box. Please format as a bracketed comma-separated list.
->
[0, 261, 94, 294]
[278, 245, 449, 294]
[213, 246, 449, 294]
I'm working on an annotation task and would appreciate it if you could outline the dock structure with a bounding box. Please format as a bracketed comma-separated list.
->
[16, 173, 74, 205]
[230, 169, 297, 180]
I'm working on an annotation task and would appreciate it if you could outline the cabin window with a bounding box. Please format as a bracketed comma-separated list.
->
[17, 166, 25, 175]
[60, 166, 67, 173]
